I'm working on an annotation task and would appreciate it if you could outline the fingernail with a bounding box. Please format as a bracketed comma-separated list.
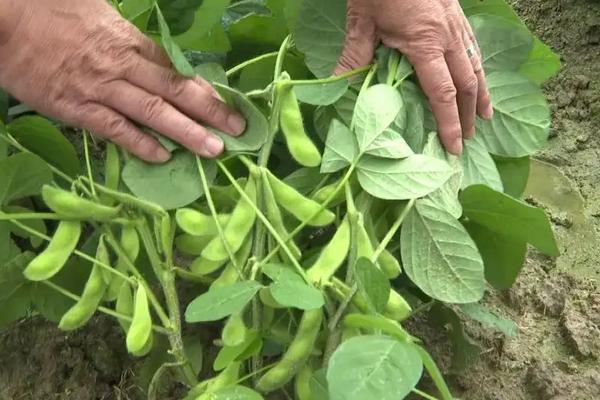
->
[228, 114, 246, 136]
[205, 135, 224, 156]
[155, 147, 171, 163]
[482, 104, 494, 120]
[450, 137, 463, 155]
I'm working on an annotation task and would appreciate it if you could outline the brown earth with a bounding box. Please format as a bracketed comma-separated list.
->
[0, 0, 599, 399]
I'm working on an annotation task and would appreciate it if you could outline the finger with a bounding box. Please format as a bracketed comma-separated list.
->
[100, 80, 225, 158]
[410, 54, 463, 155]
[462, 20, 493, 119]
[445, 45, 478, 139]
[334, 7, 377, 75]
[135, 32, 172, 67]
[79, 103, 170, 163]
[124, 58, 246, 135]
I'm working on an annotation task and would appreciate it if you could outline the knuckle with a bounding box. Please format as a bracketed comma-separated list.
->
[141, 95, 166, 121]
[180, 122, 200, 143]
[102, 116, 129, 140]
[203, 98, 228, 122]
[459, 75, 478, 97]
[432, 81, 457, 104]
[165, 71, 189, 98]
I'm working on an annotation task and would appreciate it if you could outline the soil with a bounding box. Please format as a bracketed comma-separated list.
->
[1, 0, 599, 399]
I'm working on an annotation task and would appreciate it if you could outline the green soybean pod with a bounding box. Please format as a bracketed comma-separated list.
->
[222, 312, 247, 347]
[175, 208, 231, 237]
[306, 217, 351, 285]
[101, 142, 120, 206]
[378, 248, 402, 279]
[295, 363, 313, 400]
[190, 256, 227, 275]
[104, 226, 139, 301]
[210, 238, 253, 290]
[278, 80, 322, 168]
[205, 361, 242, 394]
[384, 289, 412, 321]
[115, 282, 134, 332]
[175, 234, 213, 256]
[24, 220, 82, 281]
[131, 332, 154, 357]
[261, 169, 301, 261]
[266, 170, 335, 227]
[95, 236, 113, 285]
[259, 287, 285, 309]
[202, 177, 257, 262]
[42, 185, 120, 220]
[126, 284, 152, 354]
[256, 309, 323, 393]
[58, 264, 108, 331]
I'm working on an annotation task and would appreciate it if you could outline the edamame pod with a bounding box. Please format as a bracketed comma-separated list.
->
[259, 287, 284, 309]
[378, 248, 402, 279]
[104, 226, 139, 301]
[278, 81, 322, 167]
[58, 264, 108, 331]
[210, 238, 253, 290]
[295, 364, 313, 400]
[261, 170, 301, 261]
[190, 256, 227, 275]
[42, 185, 120, 220]
[95, 236, 113, 285]
[306, 217, 351, 285]
[115, 282, 134, 332]
[266, 170, 335, 227]
[126, 284, 152, 354]
[175, 208, 231, 237]
[24, 220, 81, 281]
[202, 177, 257, 262]
[175, 234, 212, 256]
[101, 143, 120, 206]
[222, 312, 247, 347]
[256, 309, 323, 393]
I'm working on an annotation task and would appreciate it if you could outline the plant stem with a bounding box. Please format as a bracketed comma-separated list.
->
[285, 65, 372, 87]
[82, 131, 97, 198]
[417, 346, 454, 400]
[226, 52, 279, 77]
[274, 35, 291, 80]
[371, 199, 415, 262]
[138, 221, 198, 387]
[0, 211, 134, 226]
[41, 280, 169, 335]
[412, 389, 441, 400]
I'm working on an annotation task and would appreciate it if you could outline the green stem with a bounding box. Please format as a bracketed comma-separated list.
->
[274, 35, 291, 80]
[285, 65, 372, 87]
[412, 389, 441, 400]
[9, 219, 134, 283]
[417, 346, 454, 400]
[138, 221, 198, 387]
[226, 52, 279, 77]
[371, 199, 415, 262]
[41, 280, 169, 335]
[350, 64, 378, 130]
[83, 179, 166, 216]
[0, 212, 134, 225]
[82, 131, 97, 198]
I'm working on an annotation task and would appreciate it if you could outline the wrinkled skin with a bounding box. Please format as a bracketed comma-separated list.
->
[337, 0, 494, 155]
[0, 0, 245, 162]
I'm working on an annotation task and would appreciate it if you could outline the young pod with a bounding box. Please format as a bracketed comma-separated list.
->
[190, 256, 227, 275]
[306, 217, 351, 285]
[100, 142, 120, 206]
[42, 185, 120, 220]
[175, 208, 231, 237]
[295, 364, 314, 400]
[104, 226, 139, 302]
[175, 234, 213, 256]
[278, 80, 322, 168]
[202, 177, 257, 262]
[209, 238, 253, 290]
[265, 170, 335, 227]
[222, 312, 247, 347]
[58, 264, 108, 331]
[115, 282, 134, 332]
[24, 220, 82, 281]
[126, 284, 153, 354]
[256, 309, 323, 393]
[378, 248, 402, 279]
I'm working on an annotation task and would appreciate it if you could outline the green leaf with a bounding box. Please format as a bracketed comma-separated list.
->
[310, 369, 330, 400]
[294, 80, 349, 106]
[469, 15, 533, 72]
[7, 116, 79, 177]
[365, 128, 414, 160]
[123, 151, 216, 210]
[156, 0, 205, 35]
[327, 335, 423, 400]
[238, 53, 307, 93]
[354, 84, 403, 154]
[211, 84, 269, 152]
[464, 220, 527, 290]
[214, 329, 260, 371]
[293, 0, 346, 77]
[333, 89, 358, 126]
[0, 223, 20, 265]
[183, 335, 204, 375]
[494, 156, 530, 198]
[0, 153, 53, 206]
[185, 281, 262, 323]
[0, 285, 30, 329]
[321, 119, 357, 173]
[121, 0, 153, 25]
[195, 63, 228, 86]
[519, 40, 561, 85]
[458, 302, 518, 337]
[423, 133, 463, 219]
[155, 5, 196, 77]
[461, 135, 503, 192]
[174, 0, 232, 52]
[357, 154, 453, 200]
[401, 200, 485, 303]
[4, 206, 46, 248]
[460, 184, 559, 256]
[354, 258, 391, 314]
[206, 385, 264, 400]
[262, 264, 324, 310]
[476, 71, 550, 157]
[0, 251, 35, 302]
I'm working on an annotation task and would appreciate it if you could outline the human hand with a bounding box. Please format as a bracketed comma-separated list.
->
[336, 0, 493, 155]
[0, 0, 245, 162]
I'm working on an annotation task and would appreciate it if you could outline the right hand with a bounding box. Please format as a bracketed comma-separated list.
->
[0, 0, 245, 162]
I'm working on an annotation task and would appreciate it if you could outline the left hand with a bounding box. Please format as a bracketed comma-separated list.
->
[336, 0, 494, 155]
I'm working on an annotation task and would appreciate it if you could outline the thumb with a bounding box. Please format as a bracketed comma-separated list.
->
[334, 6, 377, 75]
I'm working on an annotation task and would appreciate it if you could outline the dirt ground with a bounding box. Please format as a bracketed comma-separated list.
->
[0, 0, 599, 399]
